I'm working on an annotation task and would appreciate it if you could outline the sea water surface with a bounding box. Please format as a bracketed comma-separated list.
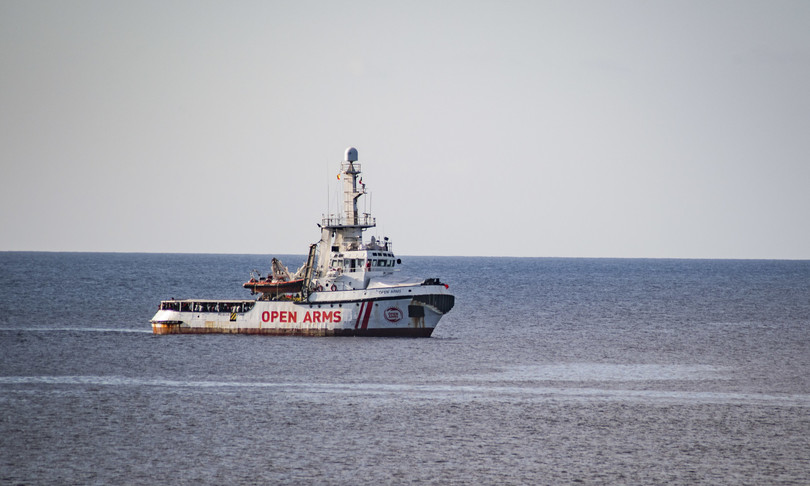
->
[1, 253, 809, 484]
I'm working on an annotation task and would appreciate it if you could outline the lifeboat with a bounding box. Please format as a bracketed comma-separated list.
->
[243, 278, 304, 294]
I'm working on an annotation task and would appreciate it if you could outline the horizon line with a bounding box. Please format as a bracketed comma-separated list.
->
[1, 249, 808, 262]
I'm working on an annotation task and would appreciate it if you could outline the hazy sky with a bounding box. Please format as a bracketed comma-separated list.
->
[2, 0, 808, 258]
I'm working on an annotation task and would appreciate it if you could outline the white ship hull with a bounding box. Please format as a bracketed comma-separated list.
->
[151, 283, 454, 337]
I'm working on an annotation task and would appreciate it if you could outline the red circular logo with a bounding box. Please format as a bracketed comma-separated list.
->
[384, 307, 403, 323]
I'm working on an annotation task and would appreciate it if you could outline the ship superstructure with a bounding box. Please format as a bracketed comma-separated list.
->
[151, 147, 454, 336]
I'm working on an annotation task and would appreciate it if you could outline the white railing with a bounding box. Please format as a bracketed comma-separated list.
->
[322, 213, 376, 228]
[342, 161, 361, 174]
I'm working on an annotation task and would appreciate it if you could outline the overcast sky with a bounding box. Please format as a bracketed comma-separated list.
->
[2, 0, 808, 258]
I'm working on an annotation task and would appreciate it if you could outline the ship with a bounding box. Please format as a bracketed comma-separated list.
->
[151, 147, 455, 336]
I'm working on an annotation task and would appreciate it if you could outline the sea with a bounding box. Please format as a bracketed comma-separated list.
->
[1, 252, 809, 485]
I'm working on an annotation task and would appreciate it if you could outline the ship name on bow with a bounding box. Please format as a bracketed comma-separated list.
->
[261, 310, 342, 324]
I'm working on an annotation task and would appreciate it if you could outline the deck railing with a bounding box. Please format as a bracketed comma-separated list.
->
[321, 213, 376, 228]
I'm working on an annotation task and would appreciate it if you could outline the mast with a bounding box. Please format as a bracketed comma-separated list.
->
[344, 147, 361, 225]
[316, 147, 376, 278]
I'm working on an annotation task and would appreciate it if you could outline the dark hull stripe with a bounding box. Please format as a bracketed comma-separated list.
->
[361, 300, 373, 330]
[153, 324, 433, 338]
[354, 301, 366, 329]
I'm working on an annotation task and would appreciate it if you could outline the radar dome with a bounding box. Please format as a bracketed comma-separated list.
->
[344, 147, 358, 162]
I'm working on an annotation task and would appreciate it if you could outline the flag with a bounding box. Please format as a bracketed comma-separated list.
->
[337, 174, 341, 180]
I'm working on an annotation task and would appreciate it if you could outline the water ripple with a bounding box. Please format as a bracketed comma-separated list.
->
[3, 375, 809, 406]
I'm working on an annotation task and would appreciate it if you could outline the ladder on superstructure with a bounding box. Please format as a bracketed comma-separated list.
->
[301, 243, 318, 299]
